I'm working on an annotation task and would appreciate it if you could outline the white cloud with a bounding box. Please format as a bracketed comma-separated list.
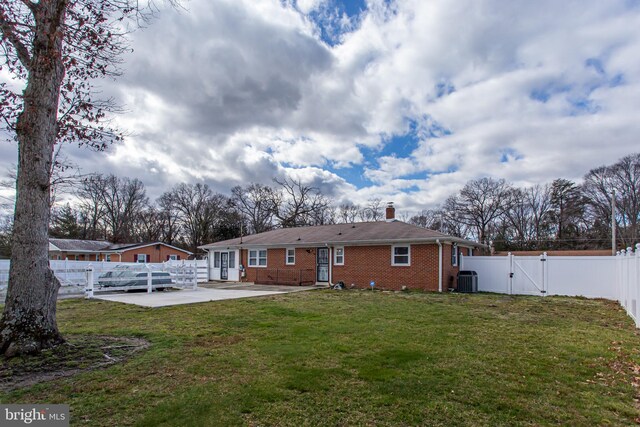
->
[2, 0, 640, 217]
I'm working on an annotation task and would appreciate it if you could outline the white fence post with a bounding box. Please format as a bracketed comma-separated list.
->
[146, 264, 153, 293]
[619, 250, 624, 312]
[508, 252, 513, 295]
[541, 252, 548, 297]
[192, 265, 198, 290]
[616, 250, 622, 304]
[627, 247, 634, 325]
[635, 244, 640, 328]
[85, 265, 94, 298]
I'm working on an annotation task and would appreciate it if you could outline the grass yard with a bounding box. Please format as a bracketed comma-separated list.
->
[1, 290, 640, 426]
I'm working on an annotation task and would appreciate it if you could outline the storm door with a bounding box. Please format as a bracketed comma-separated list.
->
[220, 252, 229, 280]
[317, 247, 329, 282]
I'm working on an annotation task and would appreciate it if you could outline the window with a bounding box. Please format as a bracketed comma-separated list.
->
[334, 247, 344, 265]
[392, 245, 410, 266]
[249, 249, 267, 267]
[229, 251, 235, 268]
[169, 254, 178, 261]
[451, 244, 458, 267]
[286, 248, 295, 265]
[136, 254, 147, 263]
[469, 248, 473, 257]
[105, 254, 111, 262]
[214, 252, 220, 268]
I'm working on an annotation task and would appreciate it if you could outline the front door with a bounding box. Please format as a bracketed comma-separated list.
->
[317, 247, 329, 282]
[221, 252, 229, 280]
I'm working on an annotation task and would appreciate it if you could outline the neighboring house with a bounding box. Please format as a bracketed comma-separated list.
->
[200, 203, 483, 291]
[49, 238, 192, 263]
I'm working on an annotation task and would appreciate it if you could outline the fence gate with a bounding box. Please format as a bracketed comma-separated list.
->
[510, 254, 547, 296]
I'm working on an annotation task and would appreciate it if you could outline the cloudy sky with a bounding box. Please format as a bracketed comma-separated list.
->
[2, 0, 640, 216]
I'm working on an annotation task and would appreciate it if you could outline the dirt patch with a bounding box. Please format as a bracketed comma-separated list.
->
[0, 335, 149, 392]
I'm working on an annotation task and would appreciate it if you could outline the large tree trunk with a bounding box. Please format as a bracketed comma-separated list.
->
[0, 1, 68, 357]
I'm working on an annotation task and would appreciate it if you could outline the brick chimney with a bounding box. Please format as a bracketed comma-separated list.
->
[385, 202, 395, 221]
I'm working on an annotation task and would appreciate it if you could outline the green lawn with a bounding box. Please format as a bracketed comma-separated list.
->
[2, 291, 639, 426]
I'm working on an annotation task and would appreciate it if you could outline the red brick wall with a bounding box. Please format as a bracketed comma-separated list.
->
[51, 252, 98, 261]
[333, 244, 440, 291]
[50, 245, 190, 263]
[120, 245, 190, 263]
[240, 243, 469, 291]
[242, 247, 316, 283]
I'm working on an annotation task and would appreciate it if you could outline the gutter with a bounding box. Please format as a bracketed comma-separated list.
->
[437, 239, 443, 293]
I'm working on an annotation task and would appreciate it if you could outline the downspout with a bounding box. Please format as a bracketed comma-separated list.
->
[326, 244, 333, 286]
[436, 239, 443, 293]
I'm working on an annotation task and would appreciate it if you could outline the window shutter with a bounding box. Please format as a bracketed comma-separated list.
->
[177, 255, 181, 261]
[146, 254, 151, 263]
[134, 253, 138, 262]
[166, 255, 170, 261]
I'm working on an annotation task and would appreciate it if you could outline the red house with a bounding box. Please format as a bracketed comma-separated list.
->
[49, 239, 192, 263]
[201, 204, 483, 291]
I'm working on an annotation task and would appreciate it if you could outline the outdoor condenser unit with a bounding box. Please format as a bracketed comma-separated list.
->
[457, 271, 478, 293]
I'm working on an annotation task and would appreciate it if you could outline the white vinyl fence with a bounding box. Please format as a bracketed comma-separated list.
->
[0, 259, 201, 301]
[165, 259, 208, 283]
[461, 244, 640, 327]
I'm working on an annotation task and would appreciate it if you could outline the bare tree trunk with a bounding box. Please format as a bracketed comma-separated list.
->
[0, 1, 67, 357]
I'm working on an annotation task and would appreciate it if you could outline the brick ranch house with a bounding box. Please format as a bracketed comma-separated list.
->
[49, 238, 192, 263]
[200, 204, 483, 291]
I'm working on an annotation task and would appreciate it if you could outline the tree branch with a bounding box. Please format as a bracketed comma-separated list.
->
[18, 0, 37, 13]
[0, 6, 32, 69]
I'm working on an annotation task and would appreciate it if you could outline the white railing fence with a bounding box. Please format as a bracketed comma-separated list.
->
[0, 259, 200, 301]
[461, 244, 640, 327]
[165, 259, 208, 283]
[616, 245, 640, 327]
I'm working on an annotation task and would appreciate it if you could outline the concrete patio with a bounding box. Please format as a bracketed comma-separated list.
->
[93, 282, 327, 308]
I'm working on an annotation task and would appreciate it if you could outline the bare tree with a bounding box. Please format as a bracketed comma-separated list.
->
[272, 177, 329, 228]
[499, 185, 554, 251]
[447, 178, 514, 244]
[0, 0, 174, 356]
[610, 154, 640, 247]
[310, 200, 336, 225]
[133, 206, 164, 242]
[523, 184, 554, 247]
[230, 184, 276, 234]
[583, 153, 640, 248]
[156, 192, 181, 245]
[337, 202, 360, 223]
[98, 175, 148, 243]
[77, 175, 108, 240]
[359, 198, 384, 222]
[409, 209, 442, 230]
[167, 183, 224, 254]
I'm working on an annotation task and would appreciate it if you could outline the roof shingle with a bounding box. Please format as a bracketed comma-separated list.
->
[201, 221, 481, 249]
